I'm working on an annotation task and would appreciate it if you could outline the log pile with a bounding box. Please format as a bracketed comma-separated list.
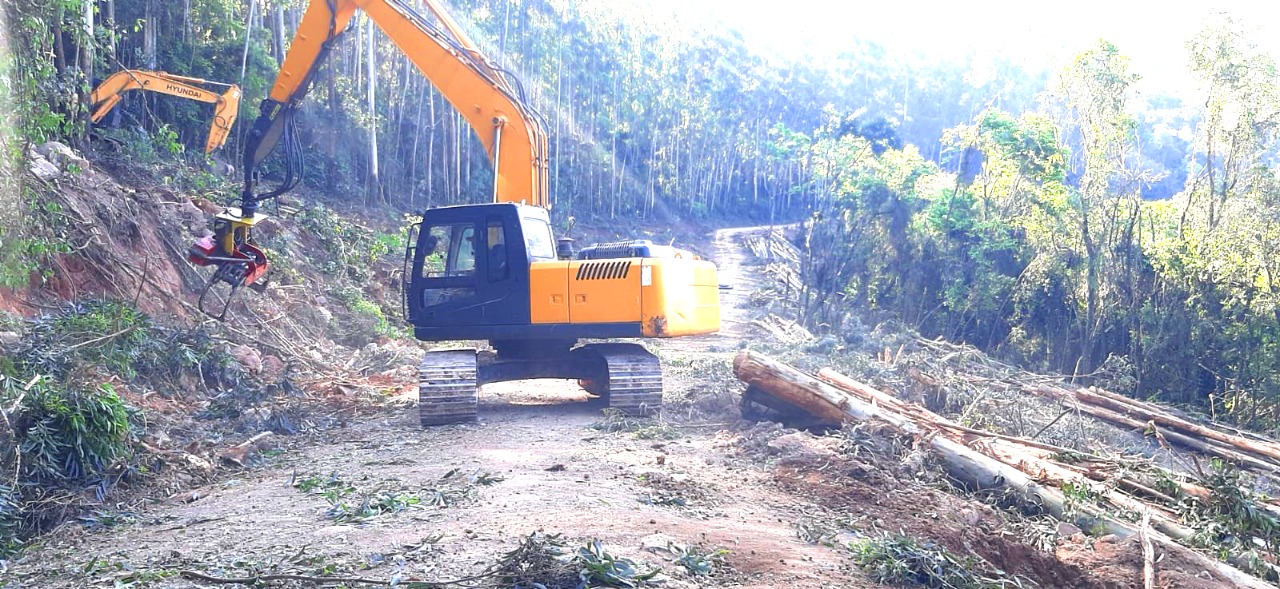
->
[749, 315, 814, 344]
[734, 350, 1280, 589]
[742, 228, 802, 296]
[1025, 384, 1280, 474]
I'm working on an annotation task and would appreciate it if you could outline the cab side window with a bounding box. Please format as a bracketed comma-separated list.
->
[421, 223, 476, 278]
[487, 219, 508, 281]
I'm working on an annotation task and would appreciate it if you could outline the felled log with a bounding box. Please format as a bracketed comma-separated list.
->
[1027, 385, 1280, 474]
[735, 352, 1276, 589]
[734, 353, 863, 425]
[820, 368, 1198, 541]
[1140, 511, 1156, 589]
[1069, 386, 1280, 465]
[735, 352, 1128, 535]
[220, 432, 275, 467]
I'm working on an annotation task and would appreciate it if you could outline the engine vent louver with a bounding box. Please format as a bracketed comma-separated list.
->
[575, 260, 633, 281]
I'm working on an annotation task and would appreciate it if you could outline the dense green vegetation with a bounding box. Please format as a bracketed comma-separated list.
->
[2, 0, 1049, 219]
[0, 300, 234, 554]
[1, 1, 1278, 426]
[796, 30, 1280, 428]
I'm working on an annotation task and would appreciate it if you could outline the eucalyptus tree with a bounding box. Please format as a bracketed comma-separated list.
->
[1046, 40, 1142, 375]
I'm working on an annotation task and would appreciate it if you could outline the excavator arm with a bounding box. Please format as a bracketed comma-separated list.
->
[90, 70, 242, 154]
[194, 0, 551, 320]
[239, 0, 549, 218]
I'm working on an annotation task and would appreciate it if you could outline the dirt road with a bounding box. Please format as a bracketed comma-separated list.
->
[6, 227, 873, 588]
[6, 225, 1192, 589]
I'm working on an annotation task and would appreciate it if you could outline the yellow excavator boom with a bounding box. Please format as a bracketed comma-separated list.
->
[90, 70, 242, 154]
[240, 0, 548, 214]
[192, 0, 720, 428]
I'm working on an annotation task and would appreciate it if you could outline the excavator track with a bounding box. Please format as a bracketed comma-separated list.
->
[418, 349, 479, 426]
[585, 343, 664, 417]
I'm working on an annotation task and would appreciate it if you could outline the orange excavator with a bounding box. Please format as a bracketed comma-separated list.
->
[90, 69, 242, 154]
[188, 0, 721, 424]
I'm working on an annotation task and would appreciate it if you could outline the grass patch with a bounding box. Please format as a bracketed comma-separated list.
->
[592, 408, 679, 440]
[293, 468, 504, 522]
[665, 543, 730, 577]
[497, 533, 660, 589]
[325, 491, 421, 523]
[849, 533, 1023, 589]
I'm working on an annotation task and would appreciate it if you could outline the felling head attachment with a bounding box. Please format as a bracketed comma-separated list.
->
[188, 208, 270, 321]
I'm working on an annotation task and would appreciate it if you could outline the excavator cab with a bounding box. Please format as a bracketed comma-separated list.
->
[404, 203, 551, 337]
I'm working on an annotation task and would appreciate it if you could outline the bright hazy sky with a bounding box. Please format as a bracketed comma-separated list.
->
[645, 0, 1280, 95]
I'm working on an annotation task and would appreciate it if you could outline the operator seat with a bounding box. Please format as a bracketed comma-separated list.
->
[488, 243, 507, 280]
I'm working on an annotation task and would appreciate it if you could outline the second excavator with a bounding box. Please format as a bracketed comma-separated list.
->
[90, 69, 241, 154]
[190, 0, 721, 425]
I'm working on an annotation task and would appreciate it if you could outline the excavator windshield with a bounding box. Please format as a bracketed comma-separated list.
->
[520, 216, 556, 261]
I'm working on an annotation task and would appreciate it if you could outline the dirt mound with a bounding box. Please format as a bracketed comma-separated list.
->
[1056, 535, 1225, 589]
[15, 142, 204, 317]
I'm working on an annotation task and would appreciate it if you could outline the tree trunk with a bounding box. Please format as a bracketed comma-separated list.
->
[106, 0, 117, 64]
[81, 0, 93, 74]
[365, 16, 381, 205]
[54, 4, 68, 74]
[426, 93, 436, 206]
[145, 11, 156, 69]
[1027, 385, 1280, 473]
[80, 0, 94, 131]
[408, 78, 425, 209]
[273, 4, 286, 66]
[239, 0, 257, 84]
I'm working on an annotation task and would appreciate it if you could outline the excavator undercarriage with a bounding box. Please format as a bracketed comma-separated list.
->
[417, 341, 662, 425]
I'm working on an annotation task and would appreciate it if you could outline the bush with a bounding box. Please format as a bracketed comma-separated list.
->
[13, 382, 134, 487]
[0, 299, 229, 555]
[849, 533, 1016, 589]
[0, 376, 140, 556]
[20, 299, 222, 385]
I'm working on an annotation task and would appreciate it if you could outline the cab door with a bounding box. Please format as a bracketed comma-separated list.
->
[408, 206, 529, 327]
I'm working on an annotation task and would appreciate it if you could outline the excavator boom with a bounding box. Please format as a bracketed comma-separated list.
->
[90, 70, 241, 154]
[240, 0, 547, 216]
[197, 0, 552, 320]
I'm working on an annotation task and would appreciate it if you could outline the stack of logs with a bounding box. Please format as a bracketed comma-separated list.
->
[1025, 384, 1280, 475]
[742, 229, 802, 295]
[734, 350, 1279, 589]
